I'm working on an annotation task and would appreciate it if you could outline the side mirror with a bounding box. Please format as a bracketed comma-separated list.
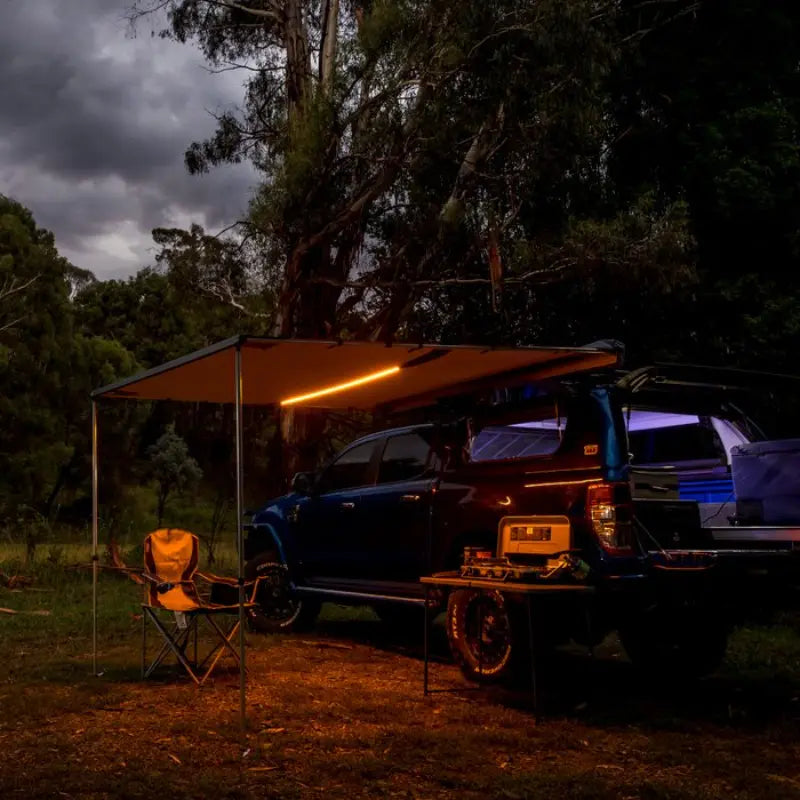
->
[291, 471, 314, 495]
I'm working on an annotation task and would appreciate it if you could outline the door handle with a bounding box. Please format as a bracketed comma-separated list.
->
[635, 482, 671, 493]
[400, 494, 421, 503]
[340, 501, 355, 510]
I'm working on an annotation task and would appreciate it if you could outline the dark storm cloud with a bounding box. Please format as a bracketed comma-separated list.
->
[0, 1, 256, 277]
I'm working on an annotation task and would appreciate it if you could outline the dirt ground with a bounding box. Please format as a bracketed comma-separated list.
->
[2, 608, 800, 800]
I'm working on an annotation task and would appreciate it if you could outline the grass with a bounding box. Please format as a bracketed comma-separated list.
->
[3, 543, 800, 799]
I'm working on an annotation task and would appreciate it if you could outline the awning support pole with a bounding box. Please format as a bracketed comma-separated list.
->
[234, 344, 246, 731]
[91, 399, 99, 676]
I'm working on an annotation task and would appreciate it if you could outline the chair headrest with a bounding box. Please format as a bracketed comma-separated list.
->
[147, 528, 196, 546]
[144, 529, 198, 577]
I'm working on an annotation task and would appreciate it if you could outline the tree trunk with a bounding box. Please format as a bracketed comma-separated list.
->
[319, 0, 340, 88]
[279, 407, 329, 486]
[156, 489, 168, 527]
[285, 0, 311, 118]
[42, 457, 72, 521]
[273, 245, 343, 485]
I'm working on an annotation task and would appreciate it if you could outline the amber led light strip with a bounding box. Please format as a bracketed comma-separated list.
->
[280, 366, 401, 406]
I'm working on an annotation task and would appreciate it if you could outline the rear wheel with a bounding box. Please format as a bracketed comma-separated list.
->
[446, 589, 526, 683]
[245, 552, 320, 634]
[619, 606, 729, 679]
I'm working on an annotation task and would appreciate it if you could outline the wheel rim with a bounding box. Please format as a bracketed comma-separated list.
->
[463, 593, 511, 673]
[254, 563, 302, 625]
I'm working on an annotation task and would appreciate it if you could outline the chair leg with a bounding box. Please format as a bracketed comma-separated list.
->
[145, 621, 198, 678]
[197, 615, 246, 686]
[141, 610, 146, 679]
[205, 614, 244, 663]
[141, 607, 201, 685]
[145, 621, 185, 677]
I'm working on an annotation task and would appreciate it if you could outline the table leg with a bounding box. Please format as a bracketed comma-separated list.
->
[423, 586, 430, 696]
[526, 596, 538, 717]
[478, 588, 483, 677]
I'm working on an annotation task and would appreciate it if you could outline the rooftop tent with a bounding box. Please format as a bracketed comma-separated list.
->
[89, 335, 619, 729]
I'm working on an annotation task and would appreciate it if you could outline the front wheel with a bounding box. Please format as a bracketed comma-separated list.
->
[446, 589, 526, 683]
[245, 552, 320, 634]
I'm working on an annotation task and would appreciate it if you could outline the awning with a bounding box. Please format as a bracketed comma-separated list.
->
[92, 335, 619, 410]
[89, 334, 619, 730]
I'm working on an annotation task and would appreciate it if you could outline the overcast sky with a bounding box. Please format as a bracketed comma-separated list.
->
[0, 1, 257, 280]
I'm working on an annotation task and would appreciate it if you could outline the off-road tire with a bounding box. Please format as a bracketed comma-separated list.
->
[245, 552, 320, 634]
[446, 588, 527, 683]
[619, 606, 729, 679]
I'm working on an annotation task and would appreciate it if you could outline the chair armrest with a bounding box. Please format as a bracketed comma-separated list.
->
[196, 571, 258, 587]
[198, 572, 262, 605]
[141, 573, 198, 595]
[196, 571, 236, 585]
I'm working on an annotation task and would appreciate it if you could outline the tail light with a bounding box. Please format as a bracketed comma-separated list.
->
[586, 481, 635, 555]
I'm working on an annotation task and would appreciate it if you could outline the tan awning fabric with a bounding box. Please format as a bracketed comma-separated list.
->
[92, 336, 618, 410]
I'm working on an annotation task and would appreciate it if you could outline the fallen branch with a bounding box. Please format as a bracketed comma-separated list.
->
[298, 640, 354, 650]
[0, 607, 51, 616]
[0, 571, 34, 590]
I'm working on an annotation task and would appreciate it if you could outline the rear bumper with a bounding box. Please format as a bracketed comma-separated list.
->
[595, 547, 800, 618]
[708, 525, 800, 545]
[661, 548, 800, 614]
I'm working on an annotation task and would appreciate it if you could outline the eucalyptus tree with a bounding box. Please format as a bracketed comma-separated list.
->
[132, 0, 694, 476]
[131, 0, 665, 337]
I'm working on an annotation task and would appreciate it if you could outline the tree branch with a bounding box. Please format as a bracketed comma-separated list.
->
[206, 0, 282, 24]
[295, 83, 434, 258]
[0, 274, 39, 302]
[204, 279, 272, 320]
[319, 264, 572, 290]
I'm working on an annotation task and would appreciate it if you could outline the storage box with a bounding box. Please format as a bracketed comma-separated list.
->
[731, 439, 800, 524]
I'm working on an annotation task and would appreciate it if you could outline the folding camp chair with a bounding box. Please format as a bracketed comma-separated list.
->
[140, 528, 259, 685]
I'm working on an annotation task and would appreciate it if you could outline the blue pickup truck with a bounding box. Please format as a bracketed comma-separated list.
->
[244, 364, 800, 682]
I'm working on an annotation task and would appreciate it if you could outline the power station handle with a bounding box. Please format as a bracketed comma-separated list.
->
[400, 494, 421, 503]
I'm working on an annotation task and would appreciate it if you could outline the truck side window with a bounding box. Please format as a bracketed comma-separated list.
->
[627, 416, 725, 466]
[470, 419, 564, 461]
[378, 433, 431, 483]
[317, 441, 375, 493]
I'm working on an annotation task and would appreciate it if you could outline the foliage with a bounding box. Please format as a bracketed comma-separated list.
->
[131, 0, 672, 343]
[0, 197, 138, 528]
[146, 424, 203, 525]
[607, 0, 800, 364]
[4, 0, 800, 515]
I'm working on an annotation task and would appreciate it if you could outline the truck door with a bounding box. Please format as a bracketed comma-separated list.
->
[295, 438, 379, 580]
[358, 430, 437, 583]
